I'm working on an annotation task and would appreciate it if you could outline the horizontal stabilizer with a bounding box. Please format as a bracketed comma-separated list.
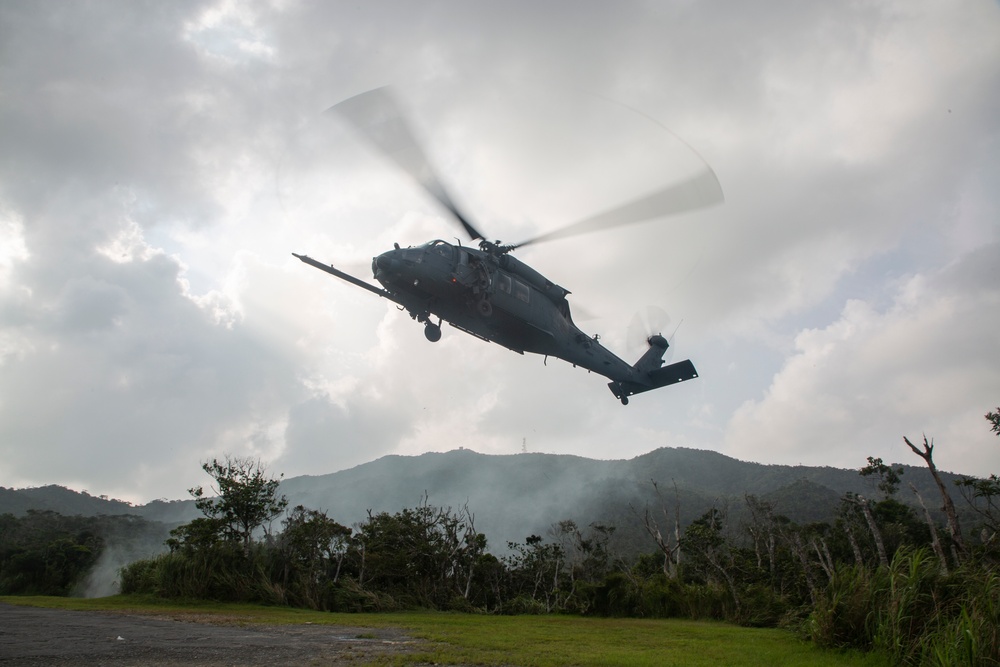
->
[608, 358, 699, 401]
[648, 359, 699, 388]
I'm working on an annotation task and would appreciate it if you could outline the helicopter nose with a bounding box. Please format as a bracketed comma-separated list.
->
[375, 253, 398, 272]
[374, 251, 402, 278]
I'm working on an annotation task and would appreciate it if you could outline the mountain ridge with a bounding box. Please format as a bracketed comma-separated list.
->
[2, 447, 970, 554]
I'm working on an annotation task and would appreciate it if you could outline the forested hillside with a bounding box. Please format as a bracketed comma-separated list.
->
[0, 485, 136, 517]
[3, 446, 970, 557]
[0, 511, 168, 596]
[278, 446, 966, 553]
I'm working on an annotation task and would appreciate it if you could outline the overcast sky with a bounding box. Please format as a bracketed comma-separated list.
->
[1, 0, 998, 504]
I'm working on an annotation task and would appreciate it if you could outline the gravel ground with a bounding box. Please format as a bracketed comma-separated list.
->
[0, 602, 421, 666]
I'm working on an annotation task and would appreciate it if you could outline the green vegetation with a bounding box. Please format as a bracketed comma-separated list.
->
[7, 410, 1000, 664]
[809, 549, 999, 664]
[392, 613, 887, 667]
[0, 595, 885, 666]
[0, 511, 164, 596]
[188, 456, 289, 553]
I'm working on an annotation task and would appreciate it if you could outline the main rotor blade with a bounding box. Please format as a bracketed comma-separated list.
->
[511, 166, 723, 250]
[326, 87, 485, 241]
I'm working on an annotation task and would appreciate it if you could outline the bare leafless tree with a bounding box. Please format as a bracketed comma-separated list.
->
[904, 435, 966, 557]
[849, 493, 888, 569]
[632, 479, 682, 578]
[909, 482, 949, 574]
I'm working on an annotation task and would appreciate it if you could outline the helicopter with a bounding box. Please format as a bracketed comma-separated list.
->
[294, 87, 723, 405]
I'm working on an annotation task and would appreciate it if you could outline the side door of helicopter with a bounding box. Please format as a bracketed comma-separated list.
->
[490, 268, 566, 354]
[493, 270, 530, 316]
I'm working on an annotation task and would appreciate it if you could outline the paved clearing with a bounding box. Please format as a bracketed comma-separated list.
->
[0, 602, 420, 666]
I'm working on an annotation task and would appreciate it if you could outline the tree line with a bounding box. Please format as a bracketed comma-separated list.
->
[115, 409, 1000, 663]
[0, 511, 164, 596]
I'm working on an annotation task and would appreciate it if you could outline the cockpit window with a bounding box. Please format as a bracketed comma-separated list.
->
[425, 239, 454, 260]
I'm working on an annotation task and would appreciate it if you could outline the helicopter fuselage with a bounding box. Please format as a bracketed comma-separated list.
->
[293, 240, 698, 403]
[374, 239, 633, 373]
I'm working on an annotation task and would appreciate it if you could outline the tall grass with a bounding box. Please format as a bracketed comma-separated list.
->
[922, 568, 1000, 666]
[809, 548, 999, 665]
[873, 547, 940, 663]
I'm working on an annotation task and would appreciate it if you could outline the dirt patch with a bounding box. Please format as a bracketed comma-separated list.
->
[0, 602, 422, 666]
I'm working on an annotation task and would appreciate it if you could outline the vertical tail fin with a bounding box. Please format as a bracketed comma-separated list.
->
[633, 334, 671, 375]
[609, 335, 698, 403]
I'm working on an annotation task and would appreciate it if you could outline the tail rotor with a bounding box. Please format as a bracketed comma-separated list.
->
[628, 305, 676, 362]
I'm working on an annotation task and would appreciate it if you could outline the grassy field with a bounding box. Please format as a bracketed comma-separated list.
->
[1, 595, 887, 666]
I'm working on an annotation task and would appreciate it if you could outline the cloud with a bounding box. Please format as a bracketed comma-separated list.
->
[0, 0, 998, 502]
[0, 204, 303, 499]
[724, 242, 1000, 473]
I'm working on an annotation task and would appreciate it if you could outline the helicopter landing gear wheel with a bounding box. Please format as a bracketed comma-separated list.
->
[424, 322, 442, 342]
[620, 395, 629, 406]
[477, 298, 493, 317]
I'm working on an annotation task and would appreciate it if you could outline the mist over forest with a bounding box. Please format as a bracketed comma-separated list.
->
[2, 446, 970, 559]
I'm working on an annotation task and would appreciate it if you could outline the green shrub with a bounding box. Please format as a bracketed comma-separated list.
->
[328, 577, 399, 612]
[118, 557, 162, 595]
[673, 581, 731, 620]
[503, 595, 548, 615]
[808, 564, 880, 650]
[737, 584, 790, 627]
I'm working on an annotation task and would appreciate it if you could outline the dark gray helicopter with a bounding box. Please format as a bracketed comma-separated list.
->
[294, 87, 723, 404]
